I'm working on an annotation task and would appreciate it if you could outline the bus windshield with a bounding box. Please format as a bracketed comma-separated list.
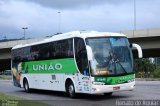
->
[86, 37, 133, 76]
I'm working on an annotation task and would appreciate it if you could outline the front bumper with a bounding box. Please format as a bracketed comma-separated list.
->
[91, 81, 135, 94]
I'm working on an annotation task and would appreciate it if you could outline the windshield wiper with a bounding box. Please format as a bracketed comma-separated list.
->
[109, 52, 128, 74]
[115, 59, 127, 74]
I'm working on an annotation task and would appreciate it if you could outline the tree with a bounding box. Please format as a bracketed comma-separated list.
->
[134, 58, 155, 78]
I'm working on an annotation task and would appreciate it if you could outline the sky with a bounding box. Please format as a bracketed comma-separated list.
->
[0, 0, 160, 39]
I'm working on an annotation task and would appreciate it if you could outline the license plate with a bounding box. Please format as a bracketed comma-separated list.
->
[113, 86, 120, 90]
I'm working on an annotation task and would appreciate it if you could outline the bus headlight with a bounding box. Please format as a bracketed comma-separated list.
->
[92, 88, 101, 92]
[96, 88, 100, 92]
[130, 85, 135, 89]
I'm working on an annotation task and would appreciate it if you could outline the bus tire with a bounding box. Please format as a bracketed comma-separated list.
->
[23, 79, 30, 93]
[66, 81, 76, 98]
[104, 92, 112, 97]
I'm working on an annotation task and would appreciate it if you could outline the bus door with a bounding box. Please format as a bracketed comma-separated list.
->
[75, 48, 91, 93]
[74, 37, 91, 93]
[77, 73, 91, 93]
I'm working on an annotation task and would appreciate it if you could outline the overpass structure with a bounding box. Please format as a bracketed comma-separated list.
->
[121, 29, 160, 57]
[0, 38, 44, 71]
[0, 29, 160, 71]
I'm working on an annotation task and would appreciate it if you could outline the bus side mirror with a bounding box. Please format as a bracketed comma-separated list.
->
[86, 45, 93, 61]
[131, 43, 143, 58]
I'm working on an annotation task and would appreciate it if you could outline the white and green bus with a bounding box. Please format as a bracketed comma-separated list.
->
[11, 31, 142, 98]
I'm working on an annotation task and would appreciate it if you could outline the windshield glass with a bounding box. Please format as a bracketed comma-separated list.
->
[86, 37, 133, 76]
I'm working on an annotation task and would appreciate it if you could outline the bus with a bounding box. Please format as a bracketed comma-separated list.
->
[11, 31, 142, 98]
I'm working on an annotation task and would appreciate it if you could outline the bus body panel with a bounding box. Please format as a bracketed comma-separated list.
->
[20, 73, 92, 93]
[20, 73, 135, 94]
[21, 74, 68, 91]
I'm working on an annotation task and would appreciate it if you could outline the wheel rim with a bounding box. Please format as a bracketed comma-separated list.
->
[25, 82, 28, 91]
[68, 84, 74, 96]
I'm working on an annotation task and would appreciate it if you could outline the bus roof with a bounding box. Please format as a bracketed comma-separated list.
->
[12, 31, 126, 49]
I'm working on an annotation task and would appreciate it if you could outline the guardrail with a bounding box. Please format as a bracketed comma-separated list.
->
[0, 70, 11, 75]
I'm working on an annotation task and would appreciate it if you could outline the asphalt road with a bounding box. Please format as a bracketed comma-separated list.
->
[0, 80, 160, 106]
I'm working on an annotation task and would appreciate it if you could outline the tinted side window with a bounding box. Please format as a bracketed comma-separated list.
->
[12, 49, 19, 62]
[30, 39, 73, 60]
[12, 39, 74, 62]
[74, 38, 89, 76]
[54, 39, 73, 59]
[12, 47, 31, 62]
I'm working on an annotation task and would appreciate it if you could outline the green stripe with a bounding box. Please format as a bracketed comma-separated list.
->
[94, 74, 135, 85]
[22, 58, 77, 74]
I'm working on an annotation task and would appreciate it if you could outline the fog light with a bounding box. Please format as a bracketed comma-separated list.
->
[96, 88, 100, 92]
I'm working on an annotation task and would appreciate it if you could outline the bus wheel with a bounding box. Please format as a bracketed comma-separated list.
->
[67, 82, 76, 98]
[104, 92, 112, 97]
[24, 79, 30, 93]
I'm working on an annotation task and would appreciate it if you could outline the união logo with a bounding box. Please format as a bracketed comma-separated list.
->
[32, 63, 62, 71]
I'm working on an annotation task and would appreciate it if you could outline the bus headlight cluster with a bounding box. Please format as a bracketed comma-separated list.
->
[92, 88, 101, 92]
[130, 85, 135, 89]
[96, 88, 100, 92]
[92, 82, 105, 85]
